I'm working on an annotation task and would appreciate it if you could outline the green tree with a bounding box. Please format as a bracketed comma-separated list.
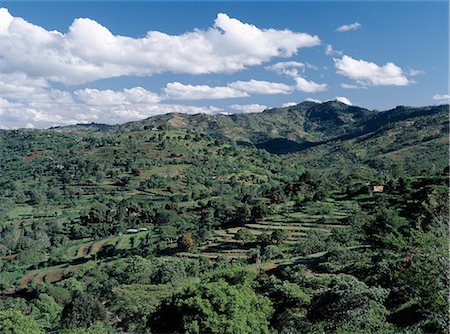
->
[363, 208, 409, 249]
[259, 276, 310, 334]
[30, 294, 62, 330]
[256, 232, 272, 246]
[393, 216, 449, 333]
[60, 322, 110, 334]
[295, 230, 328, 256]
[251, 202, 270, 221]
[235, 228, 255, 244]
[151, 266, 274, 334]
[270, 229, 288, 245]
[0, 310, 43, 334]
[111, 284, 172, 332]
[308, 275, 390, 333]
[61, 292, 107, 329]
[177, 232, 195, 251]
[262, 244, 283, 260]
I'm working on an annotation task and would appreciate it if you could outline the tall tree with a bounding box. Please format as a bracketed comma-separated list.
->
[0, 310, 43, 334]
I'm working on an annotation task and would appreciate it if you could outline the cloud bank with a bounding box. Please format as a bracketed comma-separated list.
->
[0, 8, 320, 85]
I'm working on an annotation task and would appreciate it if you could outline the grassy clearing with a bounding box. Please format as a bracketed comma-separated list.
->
[76, 242, 93, 258]
[89, 239, 110, 256]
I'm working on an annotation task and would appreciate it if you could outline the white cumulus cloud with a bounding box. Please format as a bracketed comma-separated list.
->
[406, 68, 424, 76]
[0, 93, 224, 129]
[268, 61, 326, 93]
[294, 77, 327, 93]
[433, 94, 450, 101]
[325, 44, 333, 55]
[0, 72, 49, 100]
[74, 87, 161, 105]
[335, 96, 352, 105]
[334, 55, 411, 87]
[340, 83, 365, 89]
[0, 8, 320, 85]
[163, 82, 248, 100]
[0, 73, 226, 128]
[228, 79, 293, 95]
[282, 102, 298, 107]
[266, 61, 305, 78]
[325, 44, 343, 56]
[164, 79, 293, 100]
[304, 98, 321, 103]
[229, 104, 268, 114]
[336, 22, 362, 32]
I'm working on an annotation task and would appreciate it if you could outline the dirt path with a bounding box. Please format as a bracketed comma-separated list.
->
[76, 242, 93, 258]
[31, 271, 48, 285]
[42, 269, 65, 284]
[89, 239, 109, 255]
[19, 271, 39, 289]
[0, 253, 18, 260]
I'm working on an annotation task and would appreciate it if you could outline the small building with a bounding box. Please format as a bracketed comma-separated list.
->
[372, 185, 384, 193]
[126, 229, 139, 234]
[138, 227, 148, 232]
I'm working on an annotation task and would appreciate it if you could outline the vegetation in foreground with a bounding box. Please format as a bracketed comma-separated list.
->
[0, 102, 448, 333]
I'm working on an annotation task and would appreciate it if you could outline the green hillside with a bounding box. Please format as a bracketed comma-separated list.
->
[0, 102, 448, 333]
[122, 101, 447, 150]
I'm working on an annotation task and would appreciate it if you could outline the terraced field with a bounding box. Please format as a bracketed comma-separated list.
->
[19, 266, 68, 289]
[179, 198, 351, 262]
[13, 197, 353, 290]
[14, 231, 152, 290]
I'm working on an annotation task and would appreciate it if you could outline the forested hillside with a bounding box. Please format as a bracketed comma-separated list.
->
[0, 102, 448, 334]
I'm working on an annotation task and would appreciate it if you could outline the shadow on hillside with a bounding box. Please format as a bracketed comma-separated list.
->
[267, 254, 326, 276]
[202, 242, 250, 253]
[250, 129, 388, 154]
[236, 141, 254, 147]
[238, 107, 447, 155]
[252, 135, 360, 155]
[254, 138, 318, 154]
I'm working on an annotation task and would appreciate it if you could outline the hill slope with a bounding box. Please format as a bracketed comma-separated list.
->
[119, 101, 448, 154]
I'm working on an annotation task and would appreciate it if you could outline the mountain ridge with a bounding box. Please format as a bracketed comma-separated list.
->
[47, 101, 448, 156]
[120, 102, 448, 152]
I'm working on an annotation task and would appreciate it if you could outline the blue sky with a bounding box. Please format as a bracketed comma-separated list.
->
[0, 1, 448, 128]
